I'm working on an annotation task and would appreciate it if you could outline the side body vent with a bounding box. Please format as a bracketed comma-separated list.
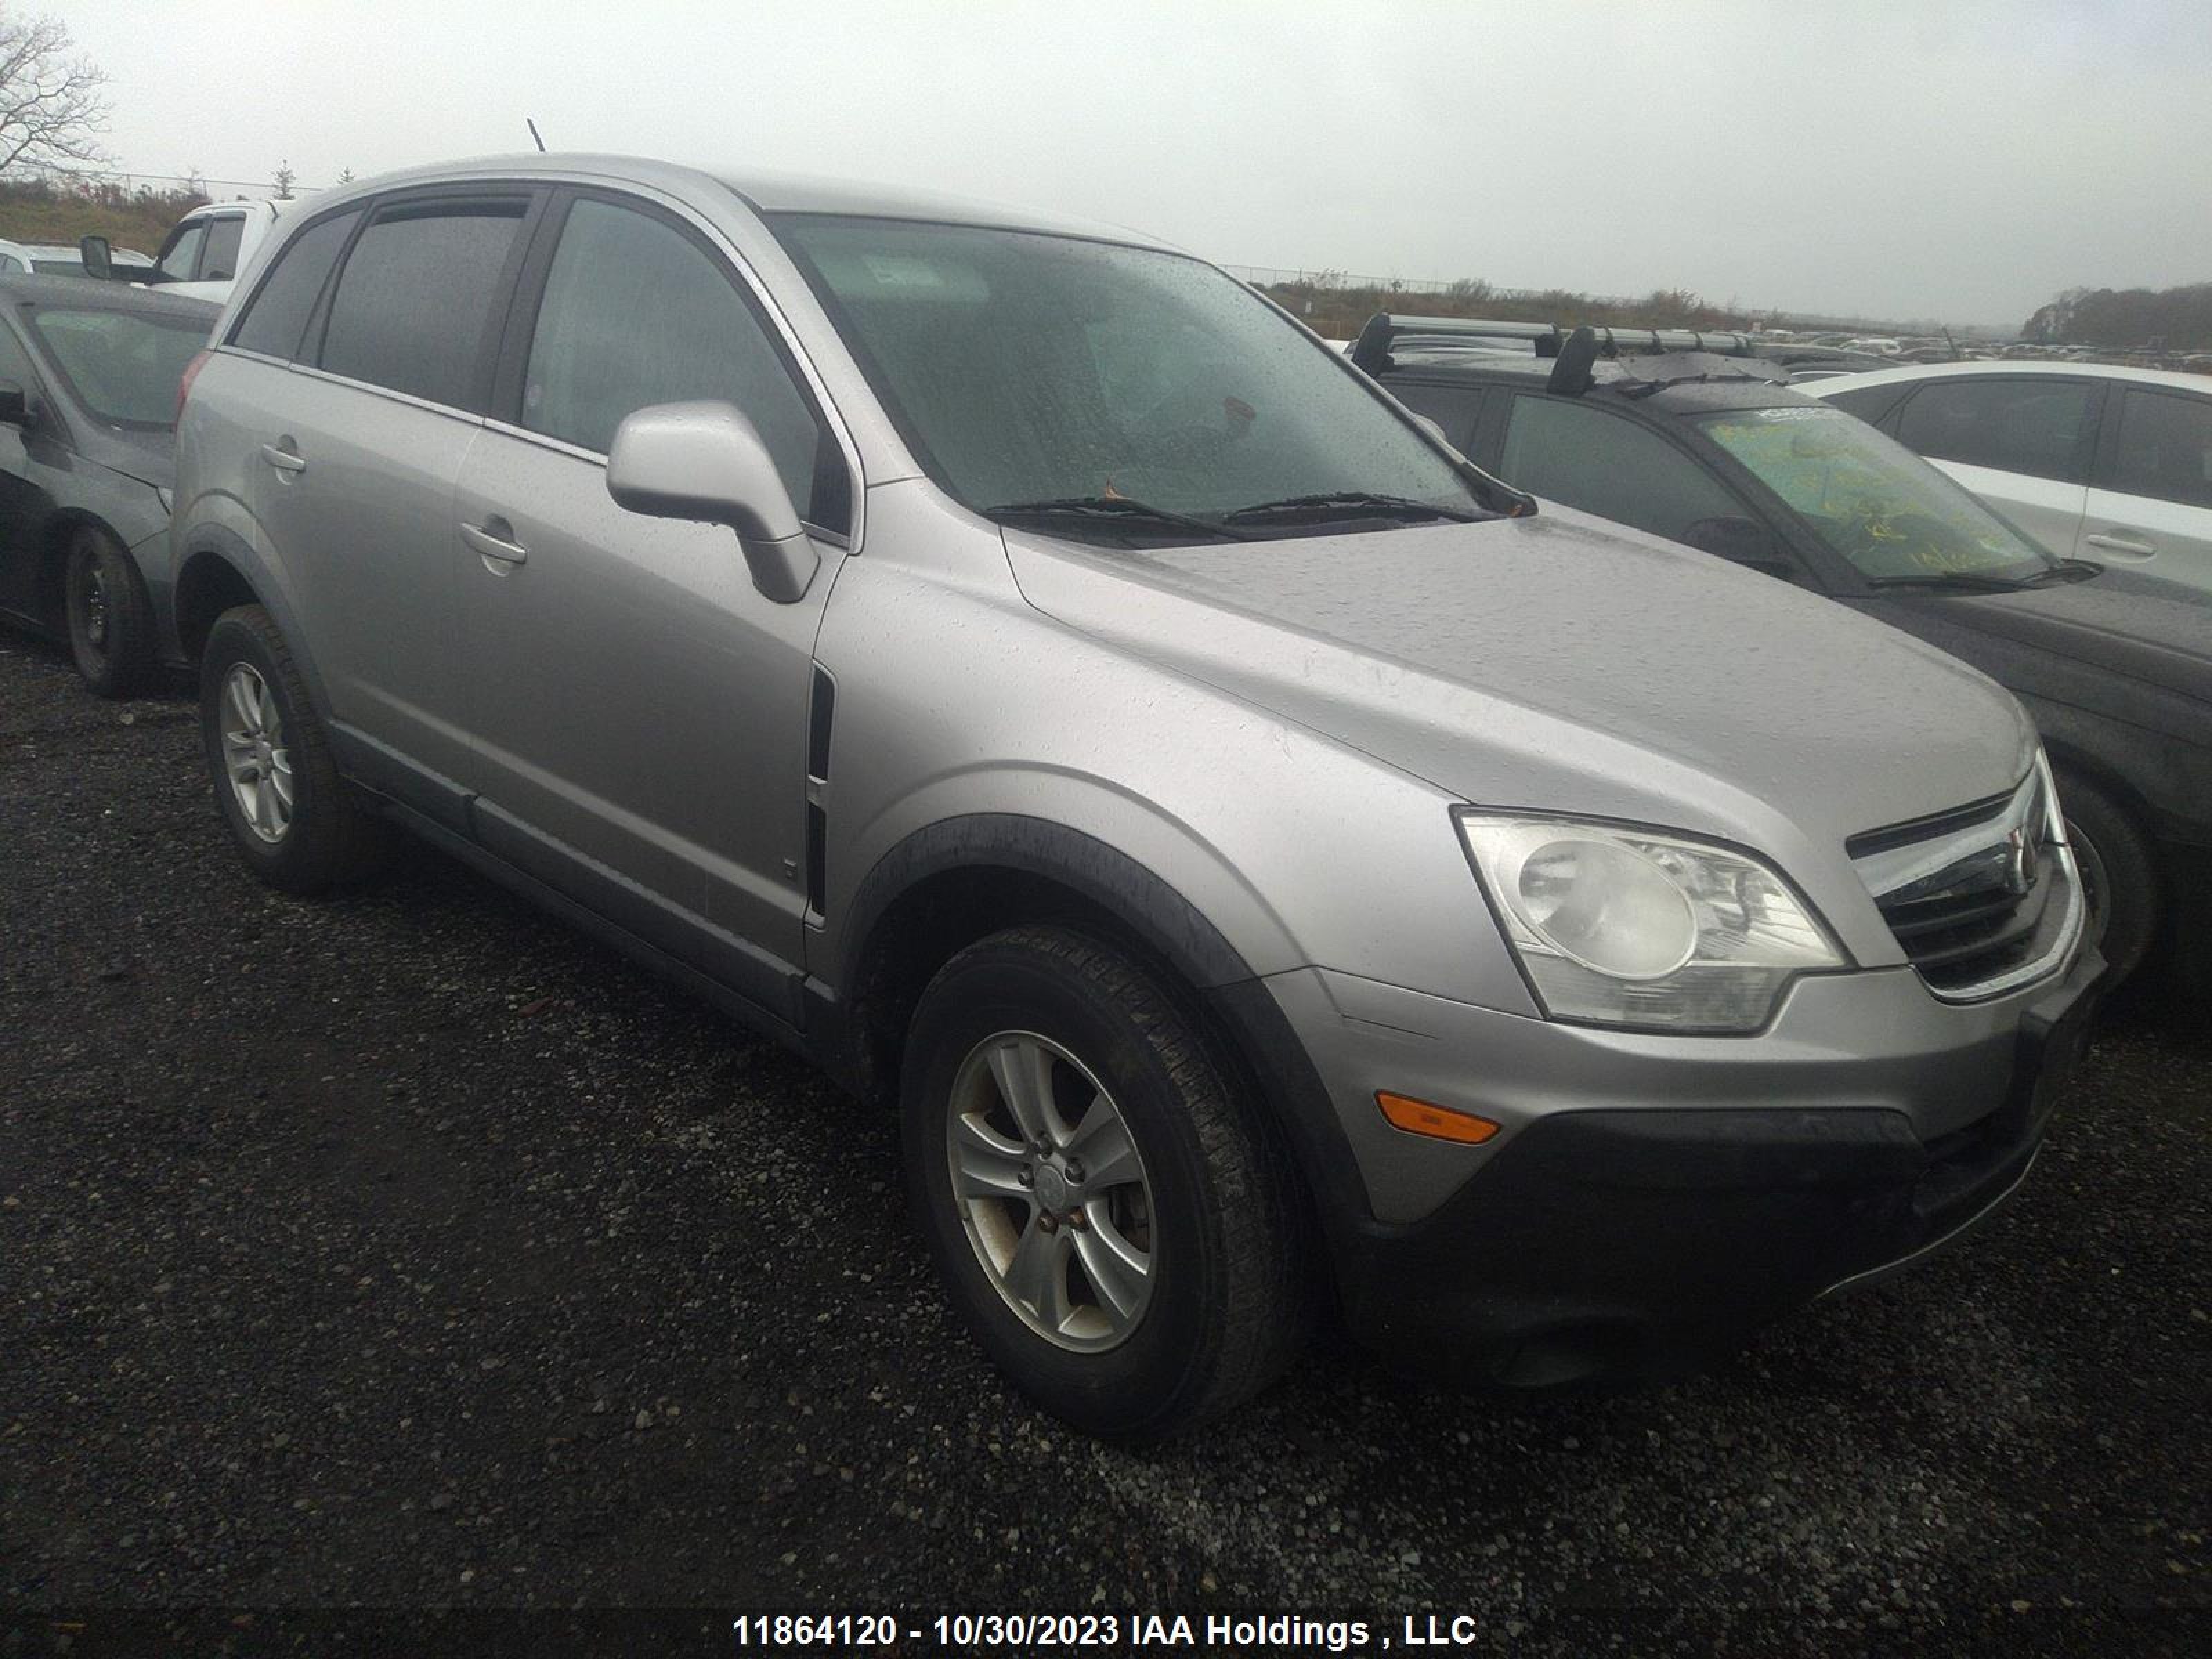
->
[805, 665, 835, 920]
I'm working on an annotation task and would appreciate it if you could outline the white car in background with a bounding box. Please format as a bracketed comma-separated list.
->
[1811, 361, 2212, 597]
[0, 238, 155, 279]
[144, 198, 293, 301]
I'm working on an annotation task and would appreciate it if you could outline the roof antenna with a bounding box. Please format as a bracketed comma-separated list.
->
[526, 118, 547, 153]
[1546, 325, 1601, 395]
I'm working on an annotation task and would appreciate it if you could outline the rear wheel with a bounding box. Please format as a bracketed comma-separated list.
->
[2056, 770, 2156, 988]
[64, 525, 156, 698]
[900, 925, 1306, 1439]
[200, 604, 385, 893]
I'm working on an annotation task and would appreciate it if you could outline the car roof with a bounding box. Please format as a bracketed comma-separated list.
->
[1382, 348, 1814, 415]
[0, 273, 221, 321]
[1808, 359, 2212, 398]
[296, 153, 1184, 253]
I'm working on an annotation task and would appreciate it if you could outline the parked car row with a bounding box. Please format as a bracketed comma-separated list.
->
[2, 155, 2167, 1440]
[1356, 316, 2212, 995]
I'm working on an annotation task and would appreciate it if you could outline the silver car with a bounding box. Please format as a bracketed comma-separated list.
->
[169, 156, 2099, 1438]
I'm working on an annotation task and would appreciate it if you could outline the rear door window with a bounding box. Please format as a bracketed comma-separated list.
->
[230, 209, 360, 361]
[1893, 377, 2096, 483]
[2107, 388, 2212, 510]
[318, 198, 530, 410]
[516, 194, 843, 530]
[1499, 394, 1745, 541]
[198, 215, 248, 284]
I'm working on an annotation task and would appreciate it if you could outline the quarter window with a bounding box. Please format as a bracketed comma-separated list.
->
[318, 200, 528, 409]
[230, 210, 360, 361]
[1387, 380, 1485, 451]
[0, 321, 37, 388]
[520, 196, 839, 529]
[1894, 377, 2094, 484]
[2109, 388, 2212, 510]
[1499, 395, 1743, 541]
[199, 216, 247, 283]
[157, 221, 207, 282]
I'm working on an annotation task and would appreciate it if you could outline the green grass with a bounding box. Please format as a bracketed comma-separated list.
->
[0, 178, 207, 257]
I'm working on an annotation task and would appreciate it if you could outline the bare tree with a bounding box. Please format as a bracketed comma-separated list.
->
[0, 8, 110, 175]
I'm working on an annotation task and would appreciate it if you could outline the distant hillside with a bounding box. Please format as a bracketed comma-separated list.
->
[1257, 278, 1755, 341]
[0, 176, 207, 257]
[1237, 272, 1948, 343]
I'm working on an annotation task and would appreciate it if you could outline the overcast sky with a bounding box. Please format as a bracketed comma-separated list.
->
[57, 0, 2212, 326]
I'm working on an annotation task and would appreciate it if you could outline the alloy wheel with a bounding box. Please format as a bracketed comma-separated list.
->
[220, 662, 294, 843]
[944, 1030, 1156, 1351]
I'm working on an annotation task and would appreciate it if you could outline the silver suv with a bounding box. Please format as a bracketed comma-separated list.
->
[170, 156, 2100, 1438]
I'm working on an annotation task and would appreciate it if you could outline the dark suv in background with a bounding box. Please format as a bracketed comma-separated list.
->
[1355, 315, 2212, 993]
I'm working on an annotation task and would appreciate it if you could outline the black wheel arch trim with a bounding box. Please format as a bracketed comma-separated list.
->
[171, 525, 331, 705]
[823, 812, 1378, 1241]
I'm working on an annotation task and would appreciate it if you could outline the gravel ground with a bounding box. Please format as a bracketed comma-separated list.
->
[2, 630, 2207, 1656]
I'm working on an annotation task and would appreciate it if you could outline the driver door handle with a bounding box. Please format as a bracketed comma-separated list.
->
[461, 517, 528, 566]
[2083, 532, 2155, 559]
[259, 442, 306, 475]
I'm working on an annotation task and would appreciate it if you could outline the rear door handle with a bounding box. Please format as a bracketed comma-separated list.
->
[2083, 532, 2155, 559]
[259, 442, 306, 475]
[461, 518, 528, 566]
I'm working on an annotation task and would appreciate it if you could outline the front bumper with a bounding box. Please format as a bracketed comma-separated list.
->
[1279, 946, 2103, 1387]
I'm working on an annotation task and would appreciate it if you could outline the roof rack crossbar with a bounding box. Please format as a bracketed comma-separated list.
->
[1351, 312, 1761, 374]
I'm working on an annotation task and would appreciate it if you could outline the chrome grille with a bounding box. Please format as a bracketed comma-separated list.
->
[1848, 763, 2082, 1001]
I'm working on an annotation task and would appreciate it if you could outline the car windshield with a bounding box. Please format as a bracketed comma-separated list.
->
[1697, 405, 2055, 582]
[771, 214, 1485, 538]
[27, 306, 209, 428]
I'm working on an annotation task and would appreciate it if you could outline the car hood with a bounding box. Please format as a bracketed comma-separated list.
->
[1004, 508, 2038, 859]
[1910, 569, 2212, 702]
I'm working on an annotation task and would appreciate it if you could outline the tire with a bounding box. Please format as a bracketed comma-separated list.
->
[2056, 770, 2157, 990]
[900, 924, 1308, 1440]
[199, 604, 385, 894]
[63, 525, 156, 698]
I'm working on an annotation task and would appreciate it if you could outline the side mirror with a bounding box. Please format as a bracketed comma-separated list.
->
[79, 234, 113, 281]
[0, 380, 29, 426]
[606, 401, 818, 603]
[1682, 515, 1795, 579]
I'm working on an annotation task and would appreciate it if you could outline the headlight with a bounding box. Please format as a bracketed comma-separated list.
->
[1455, 810, 1848, 1033]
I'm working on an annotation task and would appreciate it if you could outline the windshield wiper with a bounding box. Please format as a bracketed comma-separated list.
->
[2037, 558, 2103, 585]
[983, 495, 1250, 542]
[1221, 491, 1478, 526]
[1864, 570, 2038, 592]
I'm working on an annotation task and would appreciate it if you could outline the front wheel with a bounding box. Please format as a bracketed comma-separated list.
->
[900, 925, 1307, 1440]
[64, 525, 156, 697]
[2056, 770, 2157, 990]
